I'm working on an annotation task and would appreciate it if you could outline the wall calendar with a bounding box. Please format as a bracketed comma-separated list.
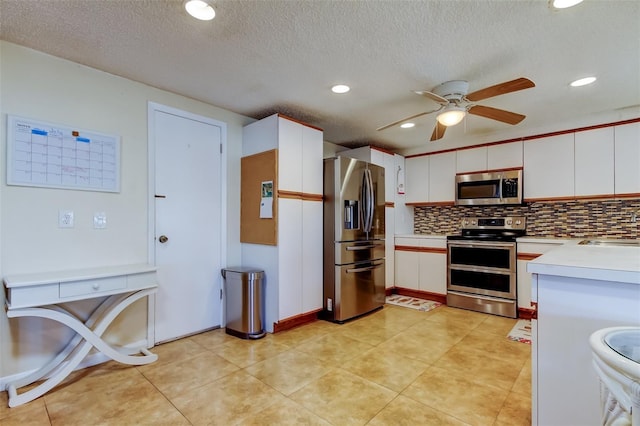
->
[7, 115, 120, 192]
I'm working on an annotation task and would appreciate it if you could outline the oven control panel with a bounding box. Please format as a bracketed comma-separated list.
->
[460, 216, 526, 230]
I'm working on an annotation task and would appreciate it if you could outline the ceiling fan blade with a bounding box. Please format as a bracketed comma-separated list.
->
[430, 121, 447, 141]
[414, 90, 449, 105]
[468, 105, 526, 125]
[466, 77, 535, 102]
[376, 108, 442, 131]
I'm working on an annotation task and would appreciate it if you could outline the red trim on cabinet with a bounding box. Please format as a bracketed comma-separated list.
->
[406, 117, 640, 159]
[395, 245, 447, 254]
[277, 114, 323, 131]
[405, 201, 455, 207]
[517, 253, 542, 261]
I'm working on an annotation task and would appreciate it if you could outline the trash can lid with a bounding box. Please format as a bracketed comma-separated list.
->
[221, 267, 264, 278]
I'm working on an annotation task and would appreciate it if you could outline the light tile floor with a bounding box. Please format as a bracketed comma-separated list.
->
[0, 305, 531, 425]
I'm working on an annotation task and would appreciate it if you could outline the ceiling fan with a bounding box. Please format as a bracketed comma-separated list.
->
[377, 77, 535, 141]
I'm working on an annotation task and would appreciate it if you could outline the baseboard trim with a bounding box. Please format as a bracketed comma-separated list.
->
[272, 309, 321, 333]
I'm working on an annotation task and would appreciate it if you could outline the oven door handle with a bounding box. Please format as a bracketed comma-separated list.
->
[346, 244, 380, 251]
[346, 261, 383, 273]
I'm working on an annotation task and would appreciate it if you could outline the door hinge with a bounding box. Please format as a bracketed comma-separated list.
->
[220, 289, 223, 299]
[220, 144, 223, 154]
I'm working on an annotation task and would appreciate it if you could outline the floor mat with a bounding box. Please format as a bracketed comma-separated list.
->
[507, 319, 532, 344]
[385, 295, 442, 312]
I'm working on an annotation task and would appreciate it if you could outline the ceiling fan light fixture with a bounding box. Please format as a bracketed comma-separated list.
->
[436, 106, 466, 127]
[184, 0, 216, 21]
[400, 122, 415, 129]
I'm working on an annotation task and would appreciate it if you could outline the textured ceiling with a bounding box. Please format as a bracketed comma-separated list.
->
[1, 0, 639, 153]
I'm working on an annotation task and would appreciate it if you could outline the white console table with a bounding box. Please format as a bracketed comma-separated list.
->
[3, 264, 159, 408]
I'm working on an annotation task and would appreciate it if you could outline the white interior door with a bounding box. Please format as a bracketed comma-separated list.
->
[152, 107, 223, 343]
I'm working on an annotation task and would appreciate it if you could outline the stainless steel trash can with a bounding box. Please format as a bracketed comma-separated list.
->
[221, 267, 265, 339]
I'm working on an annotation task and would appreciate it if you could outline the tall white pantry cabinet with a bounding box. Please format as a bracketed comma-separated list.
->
[241, 114, 323, 333]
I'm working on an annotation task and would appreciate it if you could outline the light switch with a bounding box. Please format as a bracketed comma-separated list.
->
[93, 212, 107, 229]
[58, 210, 74, 228]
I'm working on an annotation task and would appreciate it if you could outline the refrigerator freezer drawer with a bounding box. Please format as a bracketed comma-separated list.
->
[332, 260, 385, 322]
[336, 240, 385, 265]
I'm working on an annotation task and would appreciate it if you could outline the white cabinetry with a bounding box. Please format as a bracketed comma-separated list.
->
[575, 127, 614, 197]
[405, 156, 429, 203]
[523, 134, 574, 200]
[456, 146, 487, 173]
[529, 247, 640, 426]
[394, 236, 447, 296]
[614, 122, 640, 195]
[516, 239, 566, 310]
[428, 151, 456, 203]
[487, 141, 523, 169]
[242, 114, 323, 332]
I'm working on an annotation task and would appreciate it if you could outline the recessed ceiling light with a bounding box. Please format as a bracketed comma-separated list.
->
[331, 84, 350, 94]
[184, 0, 216, 21]
[550, 0, 583, 9]
[570, 76, 597, 87]
[400, 122, 415, 129]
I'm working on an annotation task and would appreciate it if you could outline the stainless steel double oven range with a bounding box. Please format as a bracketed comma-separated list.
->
[446, 217, 526, 318]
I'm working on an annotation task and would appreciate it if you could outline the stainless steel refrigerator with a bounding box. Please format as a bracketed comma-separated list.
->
[323, 156, 385, 323]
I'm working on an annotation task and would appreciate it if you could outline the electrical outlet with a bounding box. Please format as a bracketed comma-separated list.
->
[58, 210, 74, 228]
[93, 212, 107, 229]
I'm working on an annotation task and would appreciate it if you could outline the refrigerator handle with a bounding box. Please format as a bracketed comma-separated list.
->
[360, 172, 366, 232]
[360, 170, 372, 233]
[365, 168, 374, 232]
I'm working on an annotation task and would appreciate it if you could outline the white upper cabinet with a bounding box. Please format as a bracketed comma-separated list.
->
[301, 125, 323, 195]
[405, 156, 429, 203]
[278, 117, 304, 192]
[488, 141, 523, 170]
[428, 151, 457, 202]
[575, 127, 614, 197]
[614, 122, 640, 195]
[456, 146, 487, 173]
[524, 133, 575, 200]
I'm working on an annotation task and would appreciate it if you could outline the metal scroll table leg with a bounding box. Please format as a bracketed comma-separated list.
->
[6, 288, 157, 408]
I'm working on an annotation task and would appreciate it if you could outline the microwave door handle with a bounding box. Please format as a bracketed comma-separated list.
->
[498, 173, 504, 203]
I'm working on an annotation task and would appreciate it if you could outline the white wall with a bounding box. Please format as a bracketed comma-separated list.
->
[0, 42, 253, 379]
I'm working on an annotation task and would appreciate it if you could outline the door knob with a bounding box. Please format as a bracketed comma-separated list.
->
[158, 235, 169, 243]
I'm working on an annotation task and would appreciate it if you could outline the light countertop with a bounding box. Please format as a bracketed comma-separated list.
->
[528, 244, 640, 285]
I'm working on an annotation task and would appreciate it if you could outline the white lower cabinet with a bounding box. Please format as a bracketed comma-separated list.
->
[418, 249, 446, 294]
[516, 239, 569, 310]
[394, 249, 419, 290]
[302, 200, 323, 313]
[394, 236, 447, 295]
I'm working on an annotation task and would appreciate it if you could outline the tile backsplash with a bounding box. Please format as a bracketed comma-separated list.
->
[414, 198, 640, 239]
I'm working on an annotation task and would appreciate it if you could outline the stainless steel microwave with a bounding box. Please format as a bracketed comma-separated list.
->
[455, 170, 523, 206]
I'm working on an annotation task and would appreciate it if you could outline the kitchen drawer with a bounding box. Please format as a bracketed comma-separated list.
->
[127, 271, 157, 290]
[59, 276, 126, 298]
